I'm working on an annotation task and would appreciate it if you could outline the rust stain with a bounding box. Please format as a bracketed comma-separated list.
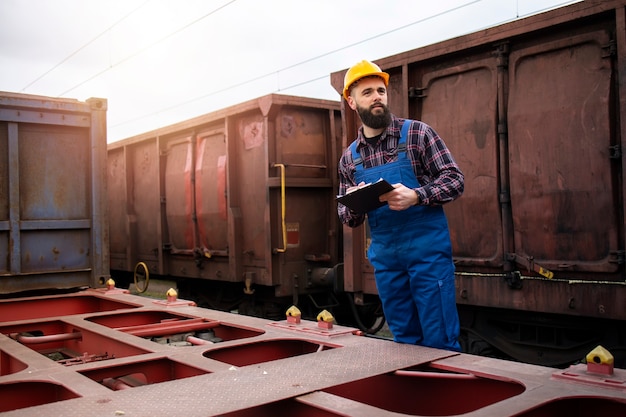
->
[240, 118, 263, 150]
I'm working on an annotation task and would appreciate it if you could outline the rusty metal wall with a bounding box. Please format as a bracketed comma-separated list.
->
[0, 92, 109, 293]
[108, 94, 342, 298]
[331, 0, 626, 320]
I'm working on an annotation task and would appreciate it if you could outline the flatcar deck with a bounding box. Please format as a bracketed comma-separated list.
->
[1, 289, 625, 416]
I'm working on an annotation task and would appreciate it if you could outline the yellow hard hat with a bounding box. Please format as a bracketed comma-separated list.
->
[343, 60, 389, 100]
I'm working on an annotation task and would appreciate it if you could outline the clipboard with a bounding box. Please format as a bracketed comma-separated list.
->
[336, 178, 394, 214]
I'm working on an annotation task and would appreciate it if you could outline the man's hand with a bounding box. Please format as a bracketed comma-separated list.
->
[379, 183, 419, 210]
[346, 181, 366, 194]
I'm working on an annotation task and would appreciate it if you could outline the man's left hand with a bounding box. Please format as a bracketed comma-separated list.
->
[379, 184, 419, 210]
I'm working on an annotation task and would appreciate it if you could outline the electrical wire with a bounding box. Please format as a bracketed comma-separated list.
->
[19, 0, 152, 92]
[109, 0, 482, 130]
[57, 0, 238, 96]
[16, 0, 578, 133]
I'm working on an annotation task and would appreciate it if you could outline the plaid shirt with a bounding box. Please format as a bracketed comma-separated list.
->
[338, 115, 464, 227]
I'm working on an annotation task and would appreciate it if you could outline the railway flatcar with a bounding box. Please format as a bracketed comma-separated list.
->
[331, 0, 626, 367]
[2, 288, 626, 416]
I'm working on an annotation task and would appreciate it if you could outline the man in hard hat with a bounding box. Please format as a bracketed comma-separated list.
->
[337, 60, 464, 351]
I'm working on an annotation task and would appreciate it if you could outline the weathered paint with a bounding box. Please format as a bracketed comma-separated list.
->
[107, 94, 342, 296]
[0, 92, 109, 293]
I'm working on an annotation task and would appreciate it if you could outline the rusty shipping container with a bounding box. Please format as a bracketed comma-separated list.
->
[0, 92, 110, 294]
[108, 94, 342, 313]
[331, 0, 626, 365]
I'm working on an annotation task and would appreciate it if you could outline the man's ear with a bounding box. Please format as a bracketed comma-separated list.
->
[346, 96, 357, 110]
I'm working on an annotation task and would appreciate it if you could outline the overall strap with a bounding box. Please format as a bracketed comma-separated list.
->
[351, 119, 411, 171]
[350, 141, 362, 170]
[398, 119, 410, 148]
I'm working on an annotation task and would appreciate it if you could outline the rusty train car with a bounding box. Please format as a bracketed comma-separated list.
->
[331, 0, 626, 367]
[106, 94, 345, 321]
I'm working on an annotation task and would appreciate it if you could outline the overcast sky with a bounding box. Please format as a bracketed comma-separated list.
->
[0, 0, 580, 142]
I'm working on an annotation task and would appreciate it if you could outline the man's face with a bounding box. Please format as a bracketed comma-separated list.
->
[347, 77, 391, 129]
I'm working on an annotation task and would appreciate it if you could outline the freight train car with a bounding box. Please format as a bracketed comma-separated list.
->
[107, 94, 347, 321]
[0, 92, 110, 295]
[331, 0, 626, 367]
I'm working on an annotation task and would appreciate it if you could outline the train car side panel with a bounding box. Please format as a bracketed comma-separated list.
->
[267, 104, 342, 297]
[195, 129, 229, 256]
[418, 54, 501, 266]
[507, 27, 617, 273]
[0, 122, 8, 273]
[0, 93, 109, 294]
[108, 95, 342, 309]
[232, 110, 272, 286]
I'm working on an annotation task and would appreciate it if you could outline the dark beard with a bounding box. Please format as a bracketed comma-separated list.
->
[357, 103, 391, 129]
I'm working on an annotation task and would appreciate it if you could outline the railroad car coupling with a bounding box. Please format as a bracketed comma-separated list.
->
[308, 266, 336, 288]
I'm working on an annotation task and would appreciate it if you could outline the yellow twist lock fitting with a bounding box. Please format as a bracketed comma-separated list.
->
[317, 310, 334, 330]
[286, 306, 301, 317]
[586, 345, 614, 365]
[586, 345, 614, 375]
[317, 310, 334, 323]
[166, 288, 178, 303]
[286, 305, 301, 324]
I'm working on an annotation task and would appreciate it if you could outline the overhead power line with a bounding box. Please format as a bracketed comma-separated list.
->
[57, 0, 238, 97]
[110, 0, 482, 130]
[20, 0, 152, 92]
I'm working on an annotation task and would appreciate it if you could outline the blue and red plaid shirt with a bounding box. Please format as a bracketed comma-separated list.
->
[338, 114, 464, 227]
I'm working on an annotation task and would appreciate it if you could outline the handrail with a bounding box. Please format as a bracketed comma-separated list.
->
[272, 163, 287, 253]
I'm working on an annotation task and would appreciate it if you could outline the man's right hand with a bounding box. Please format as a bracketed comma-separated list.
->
[346, 181, 366, 194]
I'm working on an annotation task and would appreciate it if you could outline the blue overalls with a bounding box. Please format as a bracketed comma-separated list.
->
[350, 120, 461, 351]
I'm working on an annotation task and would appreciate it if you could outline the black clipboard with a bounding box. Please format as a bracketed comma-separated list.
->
[336, 178, 394, 214]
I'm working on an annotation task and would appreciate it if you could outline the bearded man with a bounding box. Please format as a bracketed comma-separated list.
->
[337, 60, 465, 351]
